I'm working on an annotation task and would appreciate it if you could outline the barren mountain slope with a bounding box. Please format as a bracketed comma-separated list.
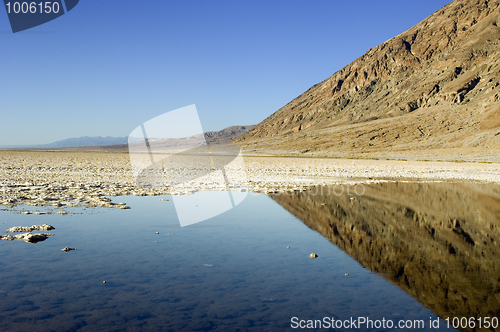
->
[237, 0, 500, 161]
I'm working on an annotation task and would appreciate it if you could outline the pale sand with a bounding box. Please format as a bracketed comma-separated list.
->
[1, 150, 499, 210]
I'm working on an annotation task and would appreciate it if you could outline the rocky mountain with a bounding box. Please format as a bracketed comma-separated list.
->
[237, 0, 500, 161]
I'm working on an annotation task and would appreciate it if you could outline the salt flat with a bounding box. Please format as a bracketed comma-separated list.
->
[1, 150, 499, 211]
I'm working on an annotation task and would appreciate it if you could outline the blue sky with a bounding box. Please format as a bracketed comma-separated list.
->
[0, 0, 451, 145]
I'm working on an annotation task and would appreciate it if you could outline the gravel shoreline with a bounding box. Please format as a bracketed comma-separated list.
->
[1, 150, 499, 211]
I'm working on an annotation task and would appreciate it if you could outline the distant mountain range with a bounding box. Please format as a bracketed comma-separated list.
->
[0, 125, 255, 150]
[204, 125, 255, 144]
[0, 136, 128, 149]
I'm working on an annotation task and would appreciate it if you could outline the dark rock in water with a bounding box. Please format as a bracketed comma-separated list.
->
[20, 233, 53, 243]
[1, 232, 53, 243]
[61, 247, 77, 252]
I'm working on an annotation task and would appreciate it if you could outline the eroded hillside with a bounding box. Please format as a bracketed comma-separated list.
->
[238, 0, 500, 161]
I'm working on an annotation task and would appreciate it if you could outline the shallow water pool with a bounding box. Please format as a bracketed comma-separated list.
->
[0, 188, 462, 331]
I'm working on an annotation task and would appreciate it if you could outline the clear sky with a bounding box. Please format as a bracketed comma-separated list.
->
[0, 0, 451, 145]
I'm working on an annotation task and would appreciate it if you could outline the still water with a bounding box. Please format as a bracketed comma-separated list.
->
[1, 181, 498, 331]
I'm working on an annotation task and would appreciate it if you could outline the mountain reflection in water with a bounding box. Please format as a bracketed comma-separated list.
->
[271, 181, 500, 323]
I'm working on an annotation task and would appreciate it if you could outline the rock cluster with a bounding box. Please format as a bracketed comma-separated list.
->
[1, 224, 55, 243]
[0, 232, 54, 243]
[5, 224, 54, 233]
[0, 151, 138, 210]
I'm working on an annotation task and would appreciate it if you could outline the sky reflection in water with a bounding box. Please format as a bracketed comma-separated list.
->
[0, 188, 459, 331]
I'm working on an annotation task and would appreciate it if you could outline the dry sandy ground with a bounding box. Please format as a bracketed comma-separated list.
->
[1, 150, 499, 211]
